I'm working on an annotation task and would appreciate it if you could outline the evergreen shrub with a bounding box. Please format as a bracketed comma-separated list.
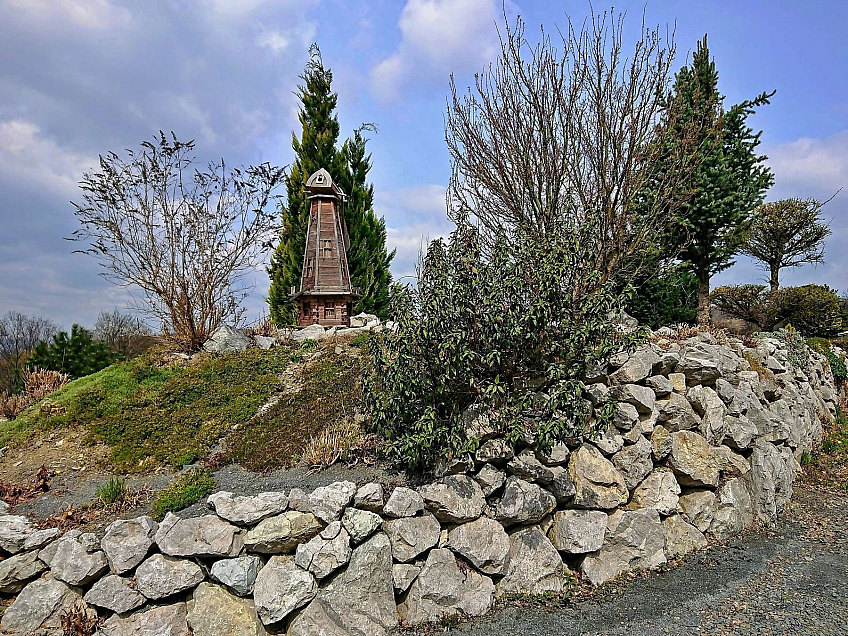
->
[29, 325, 119, 379]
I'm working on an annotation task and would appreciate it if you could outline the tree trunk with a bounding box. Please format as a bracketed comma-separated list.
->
[769, 265, 779, 292]
[697, 268, 711, 326]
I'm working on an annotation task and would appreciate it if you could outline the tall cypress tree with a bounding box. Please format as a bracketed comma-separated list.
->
[658, 36, 774, 325]
[268, 48, 394, 325]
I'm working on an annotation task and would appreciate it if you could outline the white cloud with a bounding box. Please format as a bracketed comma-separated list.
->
[765, 130, 848, 196]
[371, 0, 500, 102]
[1, 0, 131, 30]
[0, 119, 95, 196]
[257, 31, 290, 53]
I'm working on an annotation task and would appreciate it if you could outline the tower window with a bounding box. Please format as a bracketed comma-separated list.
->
[323, 239, 332, 258]
[306, 257, 314, 277]
[324, 301, 335, 319]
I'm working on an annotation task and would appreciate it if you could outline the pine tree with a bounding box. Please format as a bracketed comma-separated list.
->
[658, 35, 774, 325]
[268, 47, 394, 325]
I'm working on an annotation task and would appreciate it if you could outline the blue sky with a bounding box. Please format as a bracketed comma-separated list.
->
[1, 0, 846, 328]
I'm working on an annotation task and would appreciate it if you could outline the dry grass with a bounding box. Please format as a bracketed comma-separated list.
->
[650, 323, 731, 348]
[302, 419, 377, 469]
[0, 465, 52, 506]
[0, 367, 70, 419]
[60, 604, 101, 636]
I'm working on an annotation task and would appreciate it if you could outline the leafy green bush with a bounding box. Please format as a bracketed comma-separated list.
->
[627, 267, 698, 328]
[711, 284, 774, 329]
[828, 351, 847, 383]
[770, 284, 842, 337]
[29, 325, 119, 379]
[364, 223, 644, 472]
[96, 477, 127, 504]
[151, 469, 215, 519]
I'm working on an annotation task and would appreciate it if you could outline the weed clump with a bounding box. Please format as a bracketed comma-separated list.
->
[96, 477, 127, 505]
[151, 469, 216, 519]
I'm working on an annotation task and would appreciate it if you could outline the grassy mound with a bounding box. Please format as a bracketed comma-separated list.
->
[0, 337, 368, 473]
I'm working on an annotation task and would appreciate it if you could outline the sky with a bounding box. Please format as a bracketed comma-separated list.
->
[1, 0, 846, 329]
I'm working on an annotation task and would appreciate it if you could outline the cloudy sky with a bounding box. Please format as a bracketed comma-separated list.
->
[1, 0, 846, 329]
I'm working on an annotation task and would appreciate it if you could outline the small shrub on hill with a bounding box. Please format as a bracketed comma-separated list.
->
[364, 223, 644, 472]
[771, 284, 842, 338]
[628, 267, 699, 328]
[96, 477, 127, 505]
[29, 325, 119, 379]
[151, 469, 215, 519]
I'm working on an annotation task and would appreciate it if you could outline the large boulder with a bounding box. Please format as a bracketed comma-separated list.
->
[678, 490, 716, 533]
[398, 548, 495, 625]
[308, 481, 356, 523]
[610, 346, 659, 384]
[135, 554, 205, 600]
[708, 478, 754, 540]
[420, 475, 486, 523]
[210, 556, 261, 597]
[568, 444, 629, 509]
[446, 516, 510, 575]
[354, 482, 384, 513]
[156, 513, 242, 558]
[580, 509, 667, 586]
[496, 527, 565, 597]
[101, 516, 158, 574]
[207, 491, 288, 525]
[493, 477, 557, 526]
[667, 431, 723, 488]
[629, 469, 680, 516]
[85, 574, 147, 614]
[287, 533, 397, 636]
[473, 464, 506, 497]
[100, 603, 190, 636]
[244, 511, 322, 554]
[656, 393, 700, 431]
[0, 515, 36, 554]
[0, 550, 47, 593]
[294, 521, 352, 580]
[548, 510, 608, 554]
[382, 487, 424, 518]
[186, 582, 266, 636]
[384, 513, 441, 563]
[0, 575, 92, 634]
[749, 440, 794, 523]
[50, 536, 109, 586]
[676, 347, 722, 385]
[252, 556, 316, 626]
[662, 515, 707, 558]
[342, 506, 382, 544]
[291, 324, 327, 342]
[611, 437, 654, 490]
[609, 384, 656, 414]
[203, 325, 250, 354]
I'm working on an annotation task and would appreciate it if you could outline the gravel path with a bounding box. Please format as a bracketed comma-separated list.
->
[425, 484, 848, 636]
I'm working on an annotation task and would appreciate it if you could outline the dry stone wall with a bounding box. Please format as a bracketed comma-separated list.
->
[0, 330, 840, 634]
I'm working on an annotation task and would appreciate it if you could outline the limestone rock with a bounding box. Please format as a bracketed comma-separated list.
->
[100, 603, 190, 636]
[548, 465, 577, 503]
[654, 351, 681, 376]
[610, 346, 659, 385]
[475, 438, 514, 464]
[548, 509, 607, 554]
[203, 325, 249, 354]
[496, 527, 565, 597]
[651, 424, 673, 461]
[646, 375, 673, 397]
[392, 563, 421, 593]
[383, 487, 424, 518]
[709, 478, 753, 540]
[342, 506, 382, 544]
[0, 514, 35, 555]
[688, 385, 728, 445]
[580, 509, 666, 586]
[294, 521, 352, 580]
[473, 464, 506, 497]
[207, 491, 288, 525]
[434, 454, 475, 477]
[724, 415, 759, 450]
[537, 442, 571, 466]
[102, 516, 158, 574]
[0, 550, 46, 593]
[507, 449, 556, 483]
[446, 516, 510, 575]
[252, 556, 316, 625]
[187, 582, 266, 636]
[629, 469, 680, 516]
[461, 404, 497, 441]
[668, 372, 687, 394]
[244, 511, 321, 554]
[676, 348, 721, 385]
[354, 482, 384, 513]
[749, 440, 794, 522]
[656, 392, 700, 431]
[420, 475, 486, 523]
[493, 477, 556, 526]
[135, 554, 204, 600]
[611, 437, 654, 490]
[210, 556, 261, 597]
[667, 431, 722, 488]
[85, 574, 147, 614]
[0, 575, 89, 634]
[350, 312, 378, 328]
[23, 528, 59, 552]
[568, 444, 629, 509]
[662, 515, 707, 558]
[292, 324, 327, 342]
[398, 548, 495, 625]
[308, 481, 356, 523]
[678, 490, 716, 533]
[593, 428, 625, 456]
[609, 384, 656, 414]
[156, 513, 242, 558]
[384, 513, 441, 562]
[50, 537, 109, 586]
[253, 335, 275, 350]
[287, 533, 397, 636]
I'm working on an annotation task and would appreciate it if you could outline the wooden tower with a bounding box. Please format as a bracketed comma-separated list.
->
[291, 168, 359, 327]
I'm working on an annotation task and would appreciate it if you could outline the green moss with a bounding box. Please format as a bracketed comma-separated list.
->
[151, 469, 216, 519]
[1, 347, 295, 472]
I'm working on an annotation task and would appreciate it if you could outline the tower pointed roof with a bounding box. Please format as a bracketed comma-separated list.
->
[305, 168, 344, 199]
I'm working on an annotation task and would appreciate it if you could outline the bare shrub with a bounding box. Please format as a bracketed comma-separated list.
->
[93, 309, 153, 359]
[70, 133, 285, 352]
[0, 367, 69, 419]
[0, 312, 58, 396]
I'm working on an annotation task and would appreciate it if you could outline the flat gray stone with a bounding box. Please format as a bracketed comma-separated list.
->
[102, 516, 158, 574]
[354, 482, 384, 513]
[383, 487, 424, 518]
[447, 516, 510, 575]
[207, 491, 288, 525]
[308, 481, 356, 523]
[384, 513, 441, 563]
[663, 515, 707, 558]
[294, 521, 352, 580]
[473, 464, 506, 497]
[629, 469, 680, 516]
[210, 556, 261, 596]
[135, 554, 204, 600]
[420, 475, 486, 523]
[0, 550, 47, 593]
[678, 490, 716, 533]
[156, 513, 242, 558]
[342, 506, 382, 544]
[548, 509, 608, 554]
[393, 563, 421, 593]
[494, 477, 556, 526]
[568, 444, 629, 509]
[0, 514, 35, 554]
[253, 555, 316, 625]
[50, 537, 109, 586]
[0, 574, 89, 634]
[85, 574, 147, 614]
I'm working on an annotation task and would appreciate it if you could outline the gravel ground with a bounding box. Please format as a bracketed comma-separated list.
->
[423, 484, 848, 636]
